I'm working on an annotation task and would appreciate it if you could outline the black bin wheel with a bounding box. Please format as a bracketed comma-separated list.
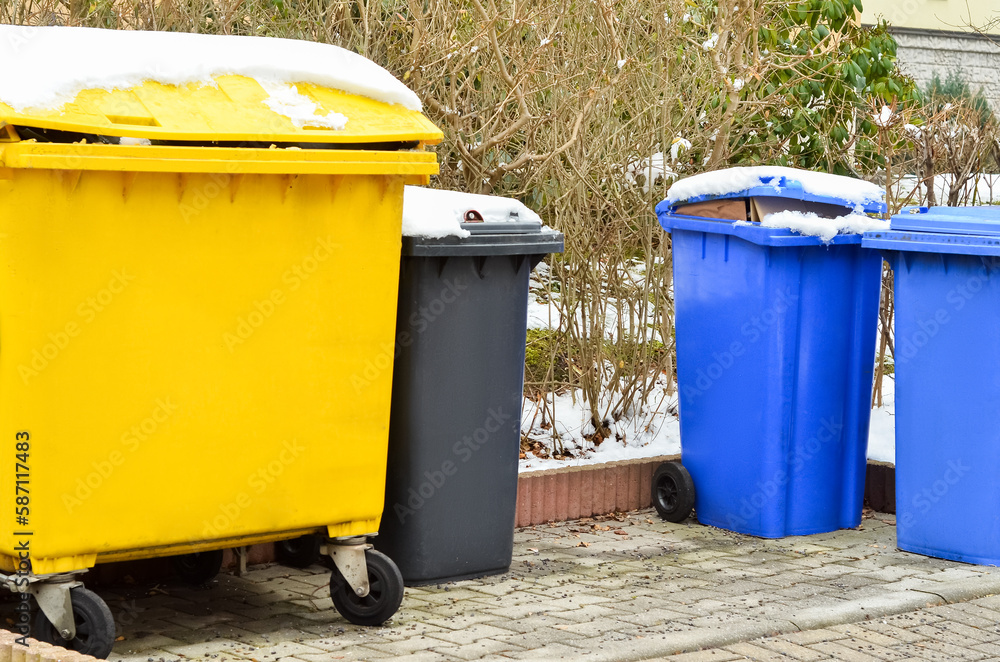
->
[34, 586, 116, 660]
[275, 534, 322, 568]
[329, 549, 404, 626]
[652, 461, 695, 523]
[172, 549, 224, 585]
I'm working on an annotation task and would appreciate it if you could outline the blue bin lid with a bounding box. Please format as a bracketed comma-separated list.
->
[657, 166, 886, 215]
[656, 167, 886, 246]
[890, 206, 1000, 235]
[656, 214, 868, 247]
[862, 206, 1000, 257]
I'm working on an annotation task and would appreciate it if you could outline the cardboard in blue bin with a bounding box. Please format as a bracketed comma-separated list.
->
[662, 166, 886, 214]
[657, 166, 887, 245]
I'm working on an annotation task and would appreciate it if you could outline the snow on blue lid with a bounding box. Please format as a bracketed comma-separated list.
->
[661, 166, 885, 215]
[890, 206, 1000, 236]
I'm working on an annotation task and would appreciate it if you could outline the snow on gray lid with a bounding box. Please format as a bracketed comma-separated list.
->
[666, 166, 883, 208]
[403, 186, 542, 239]
[0, 26, 422, 112]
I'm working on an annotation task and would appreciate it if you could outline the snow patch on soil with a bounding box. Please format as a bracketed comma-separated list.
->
[520, 377, 681, 473]
[868, 375, 895, 464]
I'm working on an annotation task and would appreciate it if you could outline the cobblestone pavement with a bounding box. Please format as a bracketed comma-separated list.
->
[67, 510, 1000, 661]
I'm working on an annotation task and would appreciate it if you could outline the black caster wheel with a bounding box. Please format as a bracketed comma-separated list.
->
[329, 549, 404, 626]
[652, 461, 695, 523]
[172, 549, 224, 585]
[34, 586, 116, 659]
[275, 534, 322, 568]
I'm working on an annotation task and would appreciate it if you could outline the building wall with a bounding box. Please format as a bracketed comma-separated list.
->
[890, 28, 1000, 111]
[861, 0, 996, 33]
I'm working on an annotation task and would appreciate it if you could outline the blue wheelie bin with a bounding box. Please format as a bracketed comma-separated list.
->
[863, 207, 1000, 564]
[655, 169, 885, 538]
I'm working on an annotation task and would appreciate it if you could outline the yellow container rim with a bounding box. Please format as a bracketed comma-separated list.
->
[0, 74, 443, 146]
[0, 141, 439, 175]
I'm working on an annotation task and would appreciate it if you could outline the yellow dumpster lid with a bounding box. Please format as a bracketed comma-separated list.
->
[0, 26, 442, 146]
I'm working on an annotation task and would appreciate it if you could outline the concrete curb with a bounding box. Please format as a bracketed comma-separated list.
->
[583, 572, 1000, 661]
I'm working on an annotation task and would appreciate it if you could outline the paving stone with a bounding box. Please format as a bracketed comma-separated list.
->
[363, 635, 460, 656]
[724, 641, 798, 661]
[422, 623, 518, 646]
[534, 602, 623, 624]
[294, 650, 384, 661]
[507, 641, 601, 659]
[892, 642, 973, 660]
[429, 638, 525, 660]
[806, 640, 886, 662]
[757, 638, 831, 661]
[823, 635, 911, 660]
[662, 649, 742, 661]
[111, 634, 186, 656]
[927, 604, 1000, 632]
[493, 625, 582, 649]
[976, 643, 1000, 657]
[376, 651, 454, 662]
[160, 637, 252, 658]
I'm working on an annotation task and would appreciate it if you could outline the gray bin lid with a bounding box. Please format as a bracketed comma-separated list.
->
[403, 221, 565, 257]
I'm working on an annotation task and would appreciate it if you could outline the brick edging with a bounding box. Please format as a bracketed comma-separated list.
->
[864, 461, 896, 514]
[515, 455, 679, 527]
[0, 629, 97, 661]
[515, 457, 897, 527]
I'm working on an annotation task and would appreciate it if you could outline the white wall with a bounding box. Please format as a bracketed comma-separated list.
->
[861, 0, 997, 33]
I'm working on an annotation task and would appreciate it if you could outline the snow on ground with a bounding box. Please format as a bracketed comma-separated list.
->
[665, 166, 884, 208]
[520, 375, 681, 472]
[525, 259, 665, 343]
[0, 26, 421, 113]
[754, 210, 889, 242]
[868, 374, 895, 464]
[520, 366, 898, 472]
[625, 152, 675, 194]
[895, 173, 1000, 206]
[402, 186, 541, 238]
[520, 259, 899, 472]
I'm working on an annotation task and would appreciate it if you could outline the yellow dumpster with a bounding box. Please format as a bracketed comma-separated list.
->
[0, 27, 441, 658]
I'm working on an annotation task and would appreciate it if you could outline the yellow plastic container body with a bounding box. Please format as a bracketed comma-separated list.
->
[0, 76, 441, 575]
